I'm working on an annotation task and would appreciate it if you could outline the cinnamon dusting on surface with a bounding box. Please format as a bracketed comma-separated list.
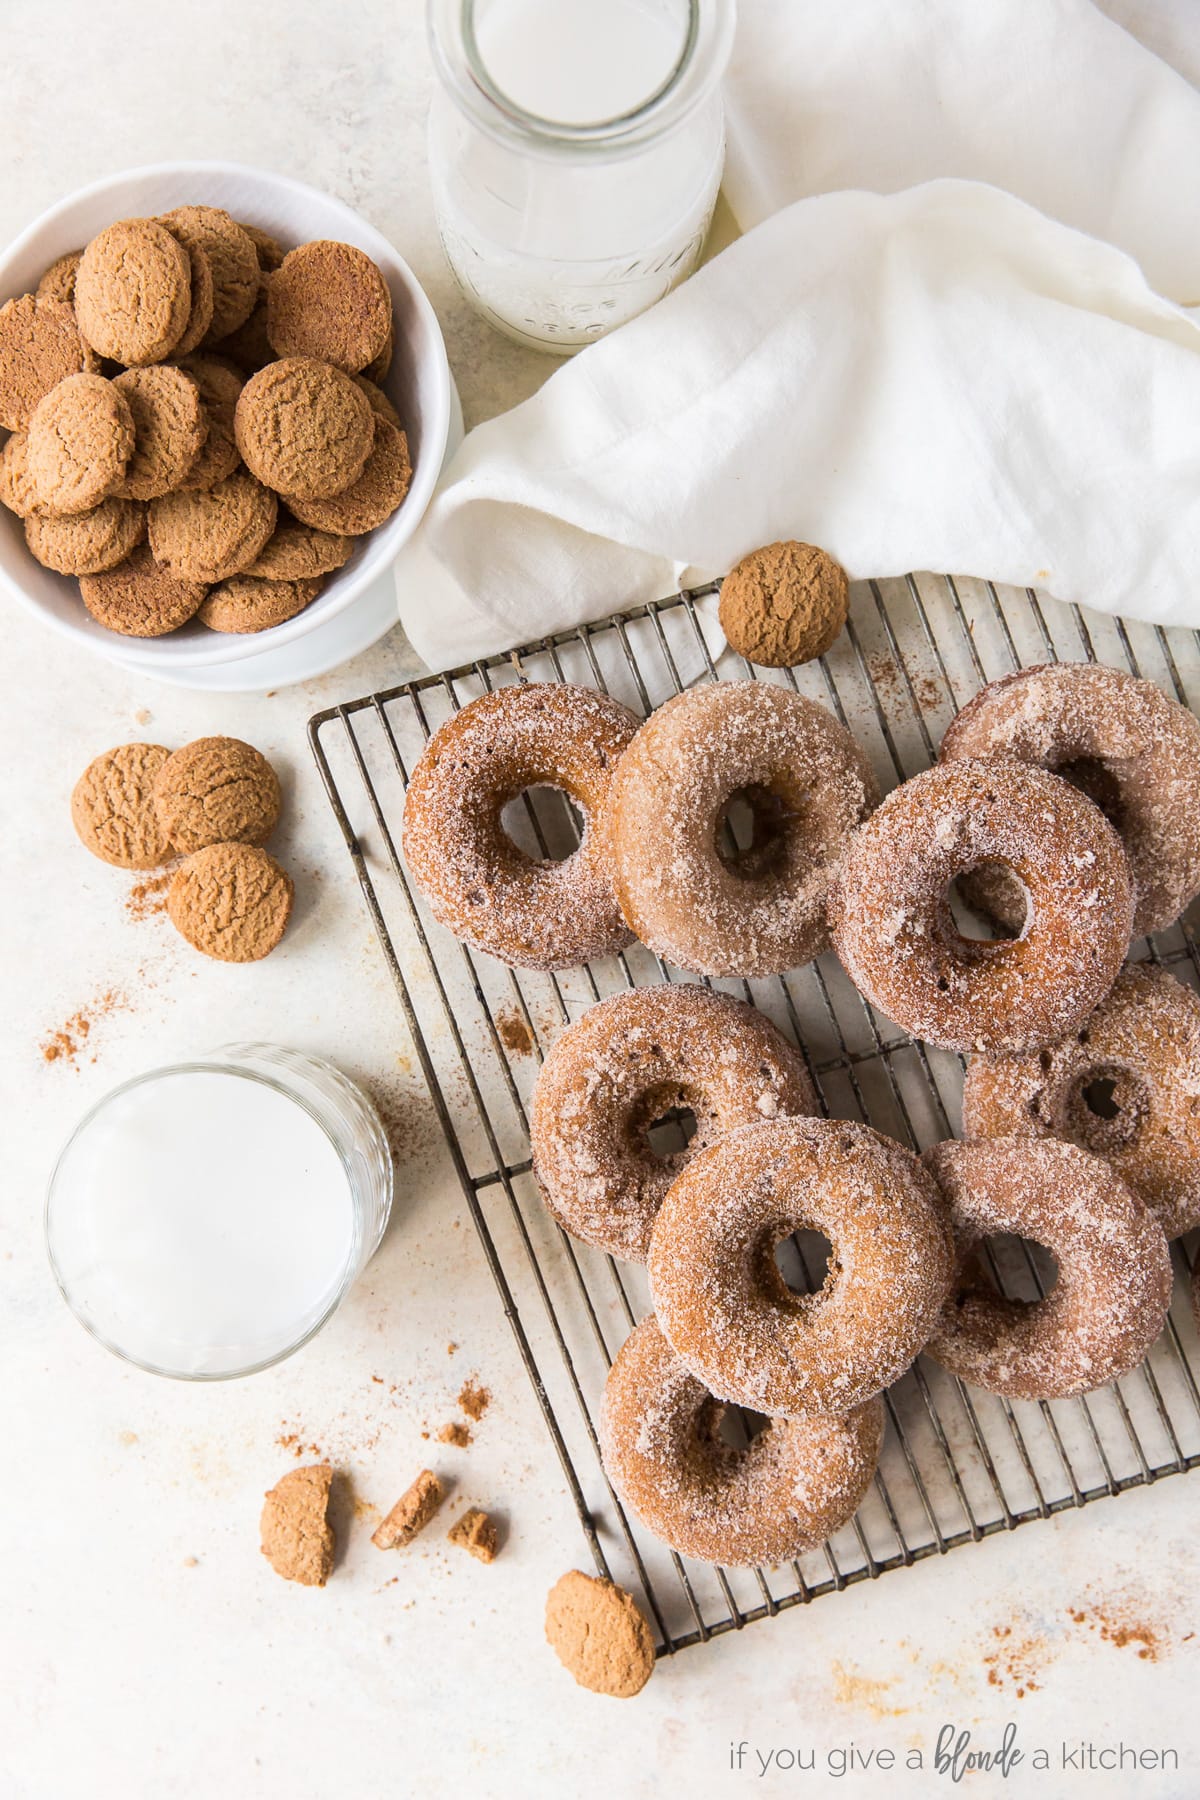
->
[829, 1661, 908, 1719]
[983, 1623, 1044, 1698]
[437, 1421, 471, 1448]
[458, 1379, 490, 1422]
[125, 871, 173, 920]
[41, 989, 126, 1065]
[496, 1008, 535, 1056]
[1068, 1603, 1166, 1661]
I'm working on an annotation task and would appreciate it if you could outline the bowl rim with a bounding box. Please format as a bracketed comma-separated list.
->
[0, 158, 452, 669]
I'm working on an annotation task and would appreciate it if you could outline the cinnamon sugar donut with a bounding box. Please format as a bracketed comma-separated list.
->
[828, 759, 1133, 1055]
[600, 1317, 884, 1567]
[603, 683, 879, 977]
[648, 1117, 955, 1417]
[963, 963, 1200, 1240]
[940, 662, 1200, 936]
[922, 1137, 1171, 1400]
[402, 683, 638, 970]
[531, 985, 818, 1262]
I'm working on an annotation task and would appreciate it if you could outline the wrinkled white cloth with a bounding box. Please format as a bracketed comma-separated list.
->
[398, 0, 1200, 671]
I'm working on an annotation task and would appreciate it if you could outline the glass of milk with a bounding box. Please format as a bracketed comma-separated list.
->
[45, 1044, 392, 1380]
[427, 0, 736, 351]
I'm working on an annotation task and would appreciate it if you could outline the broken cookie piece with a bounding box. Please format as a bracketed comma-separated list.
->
[260, 1462, 335, 1587]
[447, 1506, 499, 1564]
[372, 1469, 444, 1551]
[545, 1570, 656, 1698]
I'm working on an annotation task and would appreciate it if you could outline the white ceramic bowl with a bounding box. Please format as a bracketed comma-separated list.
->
[0, 162, 453, 683]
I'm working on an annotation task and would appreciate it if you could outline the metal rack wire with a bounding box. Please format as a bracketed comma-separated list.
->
[309, 572, 1200, 1657]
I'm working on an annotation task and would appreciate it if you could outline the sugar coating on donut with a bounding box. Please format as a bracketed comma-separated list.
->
[599, 1316, 884, 1566]
[402, 683, 639, 971]
[648, 1116, 955, 1418]
[940, 662, 1200, 937]
[828, 758, 1133, 1055]
[963, 962, 1200, 1240]
[922, 1136, 1171, 1400]
[531, 984, 818, 1262]
[604, 682, 880, 978]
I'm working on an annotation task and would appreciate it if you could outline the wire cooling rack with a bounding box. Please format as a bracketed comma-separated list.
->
[309, 573, 1200, 1657]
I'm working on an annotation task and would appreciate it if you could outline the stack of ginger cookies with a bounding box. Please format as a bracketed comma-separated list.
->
[72, 736, 293, 962]
[0, 208, 410, 638]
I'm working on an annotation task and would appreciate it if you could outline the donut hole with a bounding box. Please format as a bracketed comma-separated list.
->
[633, 1082, 701, 1163]
[943, 861, 1029, 944]
[772, 1228, 836, 1299]
[500, 783, 584, 863]
[1052, 755, 1126, 829]
[715, 784, 800, 881]
[712, 1403, 772, 1453]
[1066, 1062, 1149, 1154]
[962, 1233, 1060, 1305]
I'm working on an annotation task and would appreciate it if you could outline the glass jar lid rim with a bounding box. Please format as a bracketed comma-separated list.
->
[429, 0, 736, 153]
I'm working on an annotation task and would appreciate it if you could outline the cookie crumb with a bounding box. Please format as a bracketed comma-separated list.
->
[182, 1555, 199, 1568]
[372, 1470, 444, 1550]
[719, 540, 849, 668]
[447, 1507, 498, 1563]
[260, 1463, 335, 1587]
[545, 1570, 656, 1698]
[437, 1421, 471, 1448]
[458, 1379, 490, 1422]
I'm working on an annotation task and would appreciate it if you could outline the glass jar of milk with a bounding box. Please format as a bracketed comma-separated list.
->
[427, 0, 736, 351]
[46, 1045, 392, 1380]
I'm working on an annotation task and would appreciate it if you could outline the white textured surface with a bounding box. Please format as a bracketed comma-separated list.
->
[2, 5, 1199, 1798]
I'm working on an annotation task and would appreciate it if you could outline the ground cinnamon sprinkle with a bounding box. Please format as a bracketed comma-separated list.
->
[982, 1623, 1044, 1698]
[458, 1378, 490, 1422]
[125, 871, 173, 920]
[496, 1008, 535, 1056]
[40, 989, 126, 1066]
[1068, 1605, 1164, 1661]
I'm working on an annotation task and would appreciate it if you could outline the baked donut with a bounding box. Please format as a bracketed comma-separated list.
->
[828, 758, 1133, 1055]
[962, 963, 1200, 1240]
[530, 985, 818, 1262]
[922, 1137, 1171, 1400]
[599, 1317, 883, 1567]
[402, 683, 638, 970]
[940, 662, 1200, 936]
[647, 1116, 955, 1417]
[602, 682, 879, 977]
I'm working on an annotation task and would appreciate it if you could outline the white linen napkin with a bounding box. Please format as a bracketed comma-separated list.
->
[397, 0, 1200, 672]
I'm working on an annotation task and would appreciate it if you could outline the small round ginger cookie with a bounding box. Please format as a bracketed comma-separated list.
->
[234, 357, 375, 499]
[0, 433, 47, 518]
[245, 523, 351, 581]
[168, 842, 293, 963]
[545, 1572, 655, 1699]
[154, 735, 281, 852]
[157, 207, 259, 342]
[71, 742, 174, 869]
[286, 417, 410, 534]
[720, 541, 850, 668]
[211, 281, 273, 373]
[35, 250, 82, 305]
[198, 573, 322, 633]
[27, 372, 135, 514]
[148, 469, 277, 582]
[159, 226, 215, 358]
[267, 240, 392, 373]
[113, 366, 207, 500]
[0, 293, 98, 431]
[26, 497, 145, 575]
[80, 542, 207, 637]
[242, 224, 285, 273]
[350, 373, 402, 429]
[173, 354, 243, 490]
[75, 219, 193, 366]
